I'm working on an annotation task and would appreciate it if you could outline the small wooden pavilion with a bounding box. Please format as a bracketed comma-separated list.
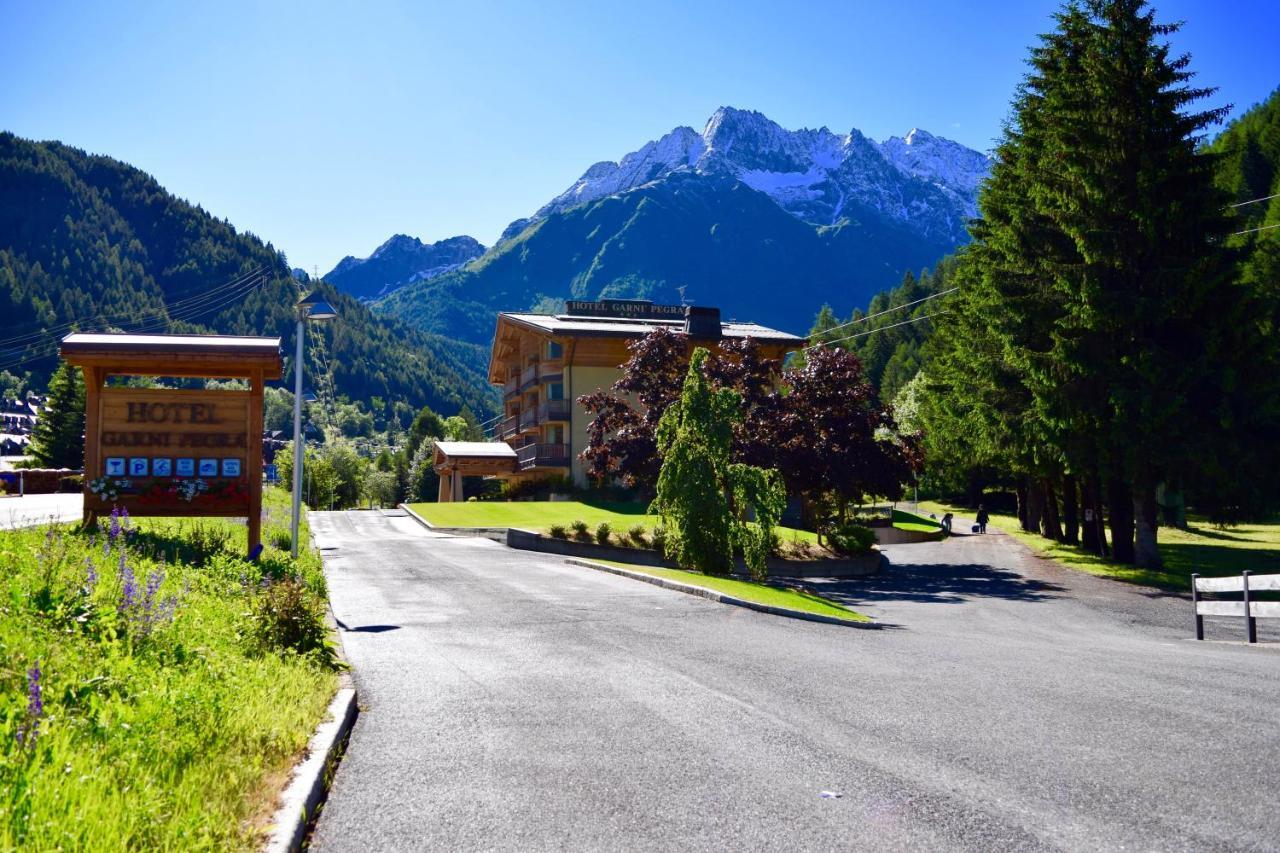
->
[432, 441, 517, 502]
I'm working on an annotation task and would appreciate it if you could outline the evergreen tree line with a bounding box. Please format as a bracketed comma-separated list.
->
[807, 2, 1280, 571]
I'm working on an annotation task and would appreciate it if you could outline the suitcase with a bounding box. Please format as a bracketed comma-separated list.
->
[971, 524, 980, 533]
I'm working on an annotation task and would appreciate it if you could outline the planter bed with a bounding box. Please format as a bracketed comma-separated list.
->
[505, 528, 883, 579]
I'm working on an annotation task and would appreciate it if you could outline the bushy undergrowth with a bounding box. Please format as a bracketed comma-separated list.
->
[826, 522, 876, 555]
[0, 488, 337, 850]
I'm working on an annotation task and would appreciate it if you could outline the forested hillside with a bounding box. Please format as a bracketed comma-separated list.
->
[1210, 86, 1280, 296]
[376, 172, 954, 344]
[0, 133, 495, 417]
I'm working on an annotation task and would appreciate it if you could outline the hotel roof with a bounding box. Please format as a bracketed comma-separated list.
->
[497, 312, 804, 342]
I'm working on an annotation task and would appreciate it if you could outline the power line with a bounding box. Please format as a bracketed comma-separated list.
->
[804, 309, 950, 351]
[1233, 222, 1280, 237]
[0, 272, 271, 373]
[0, 266, 266, 350]
[1230, 193, 1280, 209]
[808, 287, 959, 340]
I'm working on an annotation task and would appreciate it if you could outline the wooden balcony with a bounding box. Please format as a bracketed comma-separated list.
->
[540, 360, 564, 383]
[516, 443, 571, 471]
[519, 363, 539, 391]
[539, 399, 571, 422]
[503, 375, 519, 397]
[518, 408, 539, 432]
[499, 415, 519, 439]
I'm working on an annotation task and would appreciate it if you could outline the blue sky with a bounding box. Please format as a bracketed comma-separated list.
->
[2, 0, 1277, 275]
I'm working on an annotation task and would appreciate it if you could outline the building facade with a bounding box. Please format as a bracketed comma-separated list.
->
[485, 299, 804, 489]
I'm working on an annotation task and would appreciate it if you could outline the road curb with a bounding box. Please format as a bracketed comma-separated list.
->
[264, 685, 358, 853]
[397, 504, 508, 540]
[563, 558, 874, 628]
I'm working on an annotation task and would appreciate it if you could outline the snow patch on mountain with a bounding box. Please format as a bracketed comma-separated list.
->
[514, 107, 993, 247]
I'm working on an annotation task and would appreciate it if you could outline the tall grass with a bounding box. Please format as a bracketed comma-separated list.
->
[0, 487, 337, 850]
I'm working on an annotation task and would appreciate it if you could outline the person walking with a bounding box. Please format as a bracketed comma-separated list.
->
[976, 505, 990, 534]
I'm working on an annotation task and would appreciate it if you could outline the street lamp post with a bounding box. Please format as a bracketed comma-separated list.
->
[291, 293, 338, 558]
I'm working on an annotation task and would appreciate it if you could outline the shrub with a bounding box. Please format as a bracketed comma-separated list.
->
[250, 576, 334, 664]
[595, 523, 611, 546]
[628, 524, 647, 547]
[826, 523, 876, 555]
[180, 521, 234, 565]
[571, 519, 591, 542]
[788, 540, 813, 559]
[651, 526, 667, 557]
[268, 527, 292, 552]
[548, 524, 568, 539]
[766, 531, 783, 557]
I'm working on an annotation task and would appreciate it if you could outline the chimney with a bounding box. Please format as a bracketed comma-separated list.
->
[684, 305, 722, 339]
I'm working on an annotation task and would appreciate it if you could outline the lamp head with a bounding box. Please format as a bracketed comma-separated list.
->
[297, 292, 338, 321]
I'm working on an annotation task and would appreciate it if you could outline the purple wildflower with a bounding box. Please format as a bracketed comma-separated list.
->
[108, 507, 122, 543]
[16, 661, 42, 748]
[120, 506, 131, 530]
[27, 662, 42, 719]
[85, 557, 98, 591]
[118, 553, 137, 615]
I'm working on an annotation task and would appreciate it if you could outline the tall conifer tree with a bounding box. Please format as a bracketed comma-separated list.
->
[30, 360, 86, 469]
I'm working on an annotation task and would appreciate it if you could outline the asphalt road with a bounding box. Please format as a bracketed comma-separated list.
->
[0, 492, 83, 529]
[309, 510, 1280, 852]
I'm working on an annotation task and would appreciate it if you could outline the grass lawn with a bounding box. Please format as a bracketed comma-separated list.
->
[590, 559, 870, 623]
[918, 499, 1280, 590]
[0, 487, 338, 850]
[406, 500, 821, 544]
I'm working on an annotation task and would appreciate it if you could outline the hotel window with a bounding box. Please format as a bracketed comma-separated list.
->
[546, 382, 564, 401]
[546, 340, 562, 360]
[545, 424, 565, 444]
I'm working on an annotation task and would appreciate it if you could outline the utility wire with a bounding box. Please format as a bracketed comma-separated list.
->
[804, 310, 950, 351]
[1230, 193, 1280, 208]
[0, 272, 271, 373]
[809, 287, 959, 340]
[1233, 222, 1280, 236]
[0, 266, 266, 350]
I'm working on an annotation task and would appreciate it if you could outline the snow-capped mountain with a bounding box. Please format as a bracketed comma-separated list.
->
[326, 234, 485, 301]
[516, 107, 991, 245]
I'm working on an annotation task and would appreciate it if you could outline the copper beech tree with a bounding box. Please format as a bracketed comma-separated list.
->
[579, 329, 919, 519]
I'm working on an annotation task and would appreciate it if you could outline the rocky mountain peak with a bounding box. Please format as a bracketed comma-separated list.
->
[510, 107, 992, 246]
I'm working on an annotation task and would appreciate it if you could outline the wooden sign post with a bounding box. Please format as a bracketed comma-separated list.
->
[61, 333, 283, 555]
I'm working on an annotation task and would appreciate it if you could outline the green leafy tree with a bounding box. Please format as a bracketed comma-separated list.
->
[650, 348, 785, 580]
[29, 360, 85, 468]
[407, 438, 439, 502]
[364, 470, 400, 508]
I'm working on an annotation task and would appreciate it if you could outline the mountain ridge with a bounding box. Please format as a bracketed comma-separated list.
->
[373, 107, 989, 345]
[325, 233, 485, 301]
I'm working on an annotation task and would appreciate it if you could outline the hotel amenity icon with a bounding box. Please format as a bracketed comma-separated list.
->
[151, 458, 172, 477]
[128, 458, 149, 477]
[221, 458, 242, 477]
[198, 458, 219, 477]
[176, 458, 195, 477]
[105, 457, 125, 477]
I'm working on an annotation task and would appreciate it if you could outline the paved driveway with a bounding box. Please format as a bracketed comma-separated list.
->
[0, 492, 83, 529]
[310, 510, 1280, 852]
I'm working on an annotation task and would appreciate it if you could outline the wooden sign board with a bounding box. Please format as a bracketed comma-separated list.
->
[61, 333, 282, 554]
[92, 387, 254, 516]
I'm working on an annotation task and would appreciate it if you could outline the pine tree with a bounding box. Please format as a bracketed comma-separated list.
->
[926, 0, 1260, 568]
[29, 360, 85, 469]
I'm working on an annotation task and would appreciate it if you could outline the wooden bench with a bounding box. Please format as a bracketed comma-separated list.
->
[1192, 572, 1280, 643]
